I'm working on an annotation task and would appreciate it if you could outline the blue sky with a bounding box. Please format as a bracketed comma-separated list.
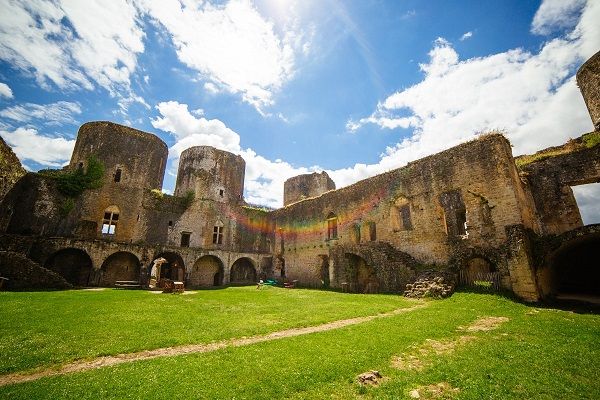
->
[0, 0, 598, 221]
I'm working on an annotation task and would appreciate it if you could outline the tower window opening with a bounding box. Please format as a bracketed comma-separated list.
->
[101, 206, 119, 235]
[219, 189, 224, 197]
[114, 168, 122, 183]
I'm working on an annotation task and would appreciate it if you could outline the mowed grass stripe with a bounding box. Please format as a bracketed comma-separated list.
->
[0, 287, 415, 374]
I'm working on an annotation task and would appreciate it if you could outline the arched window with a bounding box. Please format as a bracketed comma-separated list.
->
[327, 212, 338, 240]
[102, 206, 120, 235]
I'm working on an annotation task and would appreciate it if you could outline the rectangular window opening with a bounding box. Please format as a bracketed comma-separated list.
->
[212, 226, 223, 244]
[114, 168, 122, 183]
[571, 182, 600, 225]
[327, 218, 338, 239]
[180, 232, 191, 247]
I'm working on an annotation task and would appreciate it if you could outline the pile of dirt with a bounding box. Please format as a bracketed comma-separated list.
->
[0, 251, 72, 290]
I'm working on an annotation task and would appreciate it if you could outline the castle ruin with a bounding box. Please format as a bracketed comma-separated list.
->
[1, 51, 599, 302]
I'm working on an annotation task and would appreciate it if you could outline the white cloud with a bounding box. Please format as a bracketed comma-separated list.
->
[0, 0, 144, 94]
[203, 82, 220, 94]
[0, 101, 81, 126]
[151, 101, 317, 207]
[531, 0, 585, 35]
[347, 0, 599, 173]
[460, 31, 473, 41]
[0, 82, 13, 99]
[139, 0, 303, 112]
[0, 127, 75, 167]
[572, 183, 600, 225]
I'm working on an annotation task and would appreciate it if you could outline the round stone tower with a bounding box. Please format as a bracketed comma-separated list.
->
[69, 121, 168, 190]
[283, 171, 336, 206]
[174, 146, 245, 203]
[576, 50, 600, 131]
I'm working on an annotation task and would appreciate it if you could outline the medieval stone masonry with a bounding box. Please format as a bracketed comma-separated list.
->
[1, 51, 599, 302]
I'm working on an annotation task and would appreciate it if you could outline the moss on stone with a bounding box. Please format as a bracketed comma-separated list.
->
[515, 131, 600, 168]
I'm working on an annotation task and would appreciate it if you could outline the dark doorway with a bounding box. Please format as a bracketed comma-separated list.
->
[346, 253, 378, 293]
[230, 258, 257, 285]
[152, 252, 185, 283]
[319, 255, 330, 287]
[44, 248, 93, 286]
[551, 234, 600, 298]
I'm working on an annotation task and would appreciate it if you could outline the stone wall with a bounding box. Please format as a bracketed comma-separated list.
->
[272, 134, 536, 289]
[0, 136, 25, 202]
[576, 50, 600, 130]
[0, 251, 72, 290]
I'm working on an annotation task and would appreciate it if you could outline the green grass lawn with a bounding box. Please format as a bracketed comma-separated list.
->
[1, 288, 599, 399]
[0, 286, 413, 374]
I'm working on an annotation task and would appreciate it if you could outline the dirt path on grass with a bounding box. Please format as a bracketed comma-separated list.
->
[0, 302, 427, 387]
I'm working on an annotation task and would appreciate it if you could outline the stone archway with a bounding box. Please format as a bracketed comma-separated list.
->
[189, 255, 224, 288]
[44, 248, 93, 286]
[151, 252, 185, 284]
[230, 257, 257, 285]
[100, 252, 140, 286]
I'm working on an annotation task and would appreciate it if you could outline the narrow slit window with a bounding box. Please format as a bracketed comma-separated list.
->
[213, 226, 223, 244]
[114, 168, 122, 182]
[369, 222, 376, 241]
[219, 189, 224, 197]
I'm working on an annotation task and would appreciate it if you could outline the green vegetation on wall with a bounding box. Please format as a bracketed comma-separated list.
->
[38, 156, 104, 198]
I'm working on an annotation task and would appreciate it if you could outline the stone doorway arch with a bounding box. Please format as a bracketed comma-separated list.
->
[230, 257, 257, 285]
[44, 248, 93, 286]
[189, 255, 224, 288]
[151, 252, 185, 284]
[100, 251, 140, 286]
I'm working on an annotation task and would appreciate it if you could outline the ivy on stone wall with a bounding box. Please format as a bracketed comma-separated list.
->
[39, 156, 104, 198]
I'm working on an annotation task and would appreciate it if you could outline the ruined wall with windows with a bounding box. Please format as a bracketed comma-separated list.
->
[271, 134, 539, 289]
[516, 133, 600, 235]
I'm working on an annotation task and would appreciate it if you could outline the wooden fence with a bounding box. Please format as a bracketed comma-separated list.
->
[458, 270, 501, 291]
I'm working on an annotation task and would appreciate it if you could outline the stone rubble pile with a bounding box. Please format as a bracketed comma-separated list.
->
[356, 370, 383, 386]
[404, 270, 455, 299]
